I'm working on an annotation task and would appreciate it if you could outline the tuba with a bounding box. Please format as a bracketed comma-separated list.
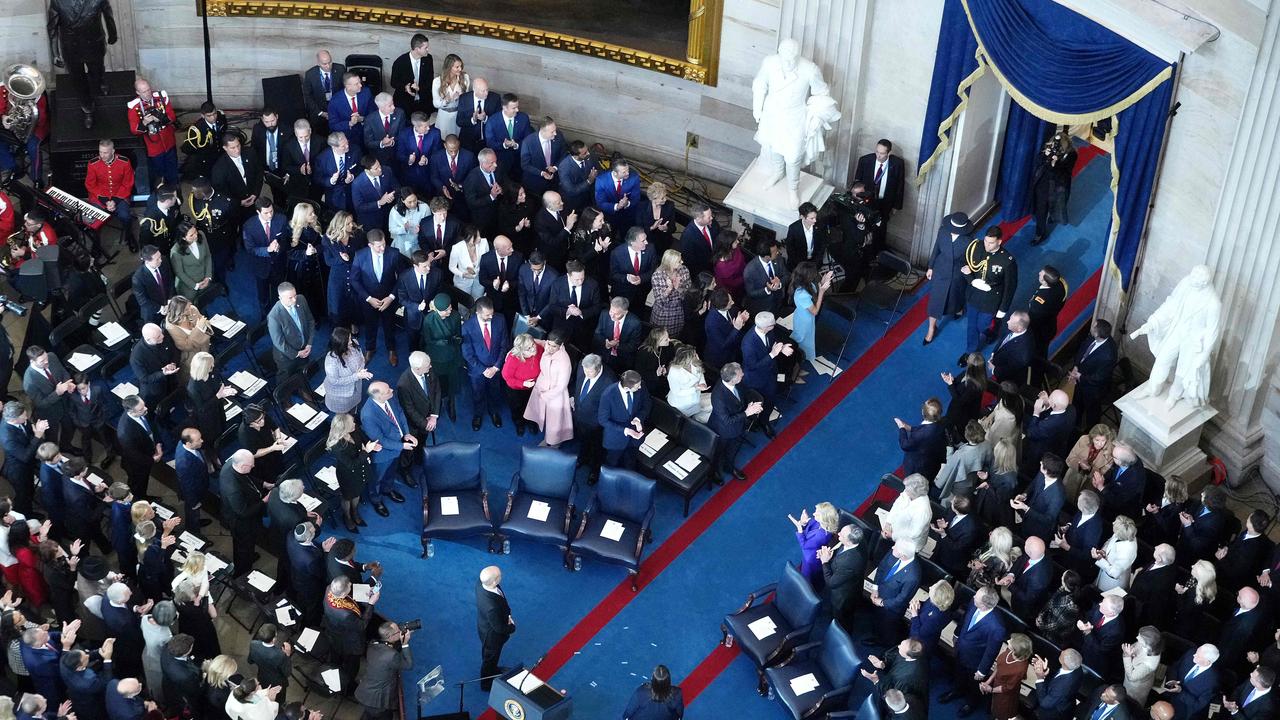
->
[0, 64, 46, 143]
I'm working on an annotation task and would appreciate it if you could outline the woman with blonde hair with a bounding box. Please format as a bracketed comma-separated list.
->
[983, 633, 1033, 719]
[789, 502, 839, 590]
[1140, 476, 1189, 547]
[637, 181, 676, 253]
[666, 345, 709, 421]
[286, 201, 324, 312]
[203, 654, 243, 720]
[501, 333, 542, 436]
[172, 550, 212, 601]
[327, 412, 378, 532]
[650, 249, 692, 338]
[187, 351, 236, 466]
[165, 295, 213, 381]
[909, 580, 954, 654]
[1094, 515, 1138, 591]
[1065, 423, 1116, 500]
[321, 210, 366, 330]
[979, 380, 1024, 450]
[974, 437, 1018, 528]
[431, 53, 469, 138]
[884, 474, 933, 552]
[1172, 559, 1218, 639]
[969, 526, 1018, 588]
[523, 330, 574, 448]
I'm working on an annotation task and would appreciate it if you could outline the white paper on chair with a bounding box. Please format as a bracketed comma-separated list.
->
[178, 532, 205, 550]
[811, 355, 843, 377]
[111, 382, 140, 400]
[99, 322, 130, 345]
[279, 435, 298, 452]
[315, 466, 339, 490]
[601, 519, 625, 541]
[151, 504, 174, 520]
[204, 553, 229, 575]
[287, 404, 317, 424]
[674, 449, 702, 472]
[68, 352, 101, 371]
[246, 570, 276, 592]
[88, 473, 108, 487]
[297, 627, 319, 652]
[922, 535, 937, 558]
[299, 494, 322, 512]
[1101, 586, 1127, 598]
[321, 668, 342, 692]
[224, 401, 242, 421]
[314, 384, 327, 397]
[305, 409, 329, 431]
[639, 429, 668, 457]
[873, 507, 888, 521]
[228, 370, 266, 396]
[209, 314, 246, 337]
[863, 568, 878, 596]
[776, 373, 787, 383]
[789, 673, 820, 696]
[748, 616, 777, 640]
[440, 496, 459, 516]
[769, 409, 781, 422]
[352, 583, 374, 603]
[777, 313, 795, 330]
[275, 606, 295, 626]
[527, 500, 551, 522]
[661, 461, 688, 480]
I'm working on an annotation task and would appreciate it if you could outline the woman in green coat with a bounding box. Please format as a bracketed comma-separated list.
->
[422, 293, 463, 421]
[169, 222, 215, 298]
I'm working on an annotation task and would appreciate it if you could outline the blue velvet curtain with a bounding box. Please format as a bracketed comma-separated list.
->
[995, 102, 1053, 220]
[917, 0, 1175, 291]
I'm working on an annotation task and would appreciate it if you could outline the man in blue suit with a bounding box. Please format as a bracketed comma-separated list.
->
[1070, 319, 1119, 428]
[517, 252, 559, 332]
[104, 678, 152, 720]
[314, 131, 361, 212]
[1078, 595, 1126, 678]
[1053, 489, 1105, 581]
[23, 625, 72, 707]
[351, 156, 399, 232]
[361, 92, 406, 166]
[940, 585, 1007, 715]
[1096, 442, 1146, 522]
[483, 93, 531, 180]
[519, 117, 565, 196]
[61, 643, 113, 720]
[396, 112, 441, 195]
[174, 428, 210, 531]
[302, 51, 344, 134]
[608, 227, 656, 313]
[740, 311, 794, 438]
[597, 370, 651, 470]
[241, 197, 289, 310]
[989, 311, 1035, 386]
[869, 539, 922, 648]
[428, 134, 476, 216]
[287, 521, 330, 626]
[359, 381, 418, 517]
[396, 251, 444, 351]
[930, 494, 982, 578]
[895, 399, 948, 480]
[1030, 649, 1085, 720]
[1160, 645, 1222, 720]
[704, 289, 748, 370]
[709, 363, 763, 483]
[131, 245, 174, 322]
[1012, 453, 1067, 542]
[1005, 535, 1053, 619]
[349, 230, 407, 363]
[461, 296, 510, 431]
[456, 78, 501, 154]
[677, 202, 720, 278]
[556, 141, 597, 213]
[593, 297, 643, 371]
[1022, 389, 1078, 476]
[327, 72, 373, 151]
[594, 157, 641, 230]
[1, 401, 45, 514]
[572, 354, 614, 484]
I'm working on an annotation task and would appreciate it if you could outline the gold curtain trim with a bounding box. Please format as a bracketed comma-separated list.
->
[1103, 112, 1127, 293]
[915, 56, 986, 184]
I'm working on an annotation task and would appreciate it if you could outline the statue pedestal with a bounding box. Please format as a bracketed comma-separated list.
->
[723, 158, 835, 235]
[1114, 383, 1219, 482]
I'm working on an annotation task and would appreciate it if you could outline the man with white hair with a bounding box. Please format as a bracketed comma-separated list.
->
[1129, 543, 1178, 627]
[219, 449, 263, 576]
[1030, 648, 1084, 720]
[362, 91, 404, 166]
[16, 693, 56, 720]
[129, 323, 178, 408]
[571, 353, 613, 484]
[397, 351, 441, 446]
[1093, 441, 1147, 521]
[476, 566, 516, 691]
[359, 381, 418, 516]
[740, 310, 794, 438]
[708, 362, 763, 483]
[989, 310, 1034, 385]
[1160, 644, 1221, 719]
[869, 539, 921, 646]
[942, 585, 1006, 713]
[882, 474, 932, 552]
[1078, 595, 1126, 678]
[882, 687, 923, 720]
[101, 583, 151, 681]
[1024, 388, 1078, 472]
[267, 478, 312, 588]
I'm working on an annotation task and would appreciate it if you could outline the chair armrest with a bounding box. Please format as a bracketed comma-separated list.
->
[730, 582, 778, 615]
[480, 488, 491, 521]
[501, 492, 515, 523]
[420, 492, 431, 531]
[573, 510, 589, 540]
[778, 640, 823, 667]
[804, 685, 854, 720]
[561, 503, 574, 536]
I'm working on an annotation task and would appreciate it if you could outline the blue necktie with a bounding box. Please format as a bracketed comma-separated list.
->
[138, 416, 152, 436]
[625, 390, 633, 413]
[1245, 688, 1257, 706]
[288, 306, 302, 332]
[967, 610, 981, 631]
[1184, 665, 1201, 682]
[885, 559, 901, 579]
[1115, 466, 1126, 479]
[1090, 703, 1109, 720]
[322, 72, 331, 93]
[1198, 507, 1209, 517]
[579, 378, 592, 404]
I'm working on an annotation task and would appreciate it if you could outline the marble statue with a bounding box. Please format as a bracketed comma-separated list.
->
[1129, 264, 1222, 408]
[751, 38, 839, 207]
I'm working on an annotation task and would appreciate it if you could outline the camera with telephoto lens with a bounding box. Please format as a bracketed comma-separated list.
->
[400, 619, 422, 633]
[0, 295, 28, 316]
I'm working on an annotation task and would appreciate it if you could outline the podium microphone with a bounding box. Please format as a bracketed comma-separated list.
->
[516, 652, 549, 695]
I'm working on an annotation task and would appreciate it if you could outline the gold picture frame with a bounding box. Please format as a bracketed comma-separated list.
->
[201, 0, 723, 85]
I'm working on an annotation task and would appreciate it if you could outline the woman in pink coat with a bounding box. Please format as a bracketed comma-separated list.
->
[524, 330, 575, 447]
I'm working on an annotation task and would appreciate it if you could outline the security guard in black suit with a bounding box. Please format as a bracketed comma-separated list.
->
[1027, 265, 1068, 366]
[961, 225, 1018, 356]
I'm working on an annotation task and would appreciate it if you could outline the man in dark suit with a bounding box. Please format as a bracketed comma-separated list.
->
[990, 311, 1035, 386]
[940, 586, 1007, 714]
[542, 260, 602, 350]
[456, 77, 501, 154]
[1219, 588, 1268, 675]
[1005, 536, 1053, 619]
[820, 524, 866, 631]
[464, 148, 503, 238]
[324, 576, 371, 689]
[22, 626, 71, 708]
[476, 565, 515, 691]
[608, 227, 656, 313]
[704, 289, 749, 370]
[349, 231, 406, 362]
[1223, 666, 1276, 720]
[351, 156, 399, 232]
[1070, 319, 1118, 429]
[595, 157, 641, 230]
[397, 352, 441, 446]
[1052, 489, 1106, 582]
[1217, 511, 1274, 591]
[219, 450, 263, 576]
[287, 522, 330, 626]
[248, 629, 293, 705]
[895, 399, 948, 480]
[280, 119, 326, 206]
[327, 72, 373, 152]
[518, 251, 559, 331]
[1023, 389, 1079, 477]
[785, 202, 829, 271]
[519, 117, 565, 196]
[356, 622, 414, 719]
[1074, 684, 1133, 720]
[21, 347, 75, 449]
[210, 135, 264, 228]
[104, 679, 152, 720]
[128, 323, 178, 408]
[314, 131, 361, 212]
[62, 645, 114, 720]
[1096, 442, 1146, 522]
[397, 251, 444, 351]
[598, 370, 652, 470]
[68, 374, 112, 467]
[743, 237, 790, 316]
[593, 297, 643, 371]
[173, 428, 210, 531]
[1030, 648, 1085, 720]
[359, 382, 418, 514]
[1012, 454, 1067, 542]
[571, 354, 613, 483]
[302, 50, 345, 134]
[1127, 543, 1177, 628]
[1159, 645, 1222, 720]
[678, 202, 719, 278]
[930, 494, 982, 578]
[853, 139, 906, 247]
[708, 363, 763, 483]
[1179, 485, 1228, 563]
[484, 93, 531, 180]
[863, 638, 927, 702]
[478, 235, 524, 323]
[160, 634, 203, 716]
[131, 245, 173, 321]
[533, 192, 575, 271]
[556, 141, 597, 213]
[362, 92, 407, 167]
[740, 311, 794, 438]
[461, 296, 510, 431]
[241, 197, 289, 310]
[266, 281, 316, 382]
[389, 33, 433, 117]
[870, 540, 922, 647]
[1078, 596, 1126, 678]
[116, 395, 159, 500]
[429, 134, 477, 216]
[396, 112, 440, 195]
[418, 196, 460, 257]
[251, 109, 288, 206]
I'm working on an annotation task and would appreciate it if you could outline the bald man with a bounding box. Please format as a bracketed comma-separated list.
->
[128, 323, 179, 408]
[359, 382, 418, 516]
[1220, 587, 1267, 674]
[219, 449, 263, 576]
[1005, 535, 1053, 619]
[1023, 388, 1078, 475]
[105, 677, 155, 720]
[1149, 700, 1174, 720]
[304, 50, 345, 133]
[478, 235, 524, 323]
[476, 565, 515, 691]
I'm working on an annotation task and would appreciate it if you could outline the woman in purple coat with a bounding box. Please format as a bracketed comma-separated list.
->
[788, 502, 840, 590]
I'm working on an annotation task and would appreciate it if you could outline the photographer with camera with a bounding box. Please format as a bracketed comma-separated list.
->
[354, 620, 415, 720]
[1031, 129, 1077, 246]
[126, 77, 179, 189]
[835, 180, 883, 293]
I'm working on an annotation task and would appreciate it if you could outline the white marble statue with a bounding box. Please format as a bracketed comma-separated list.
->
[1129, 264, 1222, 408]
[751, 38, 839, 207]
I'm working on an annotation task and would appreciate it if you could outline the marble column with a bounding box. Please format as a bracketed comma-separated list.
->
[777, 0, 873, 187]
[1197, 0, 1280, 489]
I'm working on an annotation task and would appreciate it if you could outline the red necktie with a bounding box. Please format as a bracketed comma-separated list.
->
[702, 225, 712, 248]
[482, 321, 491, 349]
[382, 403, 402, 434]
[615, 179, 622, 196]
[263, 219, 271, 238]
[44, 368, 53, 383]
[416, 134, 423, 152]
[1023, 559, 1030, 571]
[612, 320, 621, 356]
[383, 115, 389, 129]
[436, 224, 443, 245]
[450, 155, 457, 174]
[632, 252, 640, 274]
[350, 95, 358, 114]
[874, 162, 884, 187]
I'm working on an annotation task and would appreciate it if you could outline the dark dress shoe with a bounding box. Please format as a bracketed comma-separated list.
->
[472, 417, 482, 431]
[386, 490, 406, 503]
[763, 423, 776, 439]
[491, 414, 503, 428]
[388, 351, 399, 367]
[732, 468, 747, 481]
[355, 513, 368, 527]
[712, 475, 725, 486]
[922, 334, 934, 345]
[515, 422, 525, 437]
[344, 518, 359, 532]
[402, 475, 420, 488]
[373, 503, 390, 517]
[199, 518, 214, 527]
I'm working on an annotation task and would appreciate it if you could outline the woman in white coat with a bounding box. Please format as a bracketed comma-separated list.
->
[665, 345, 709, 421]
[224, 677, 281, 720]
[1094, 515, 1138, 592]
[883, 474, 933, 552]
[1121, 626, 1164, 706]
[449, 226, 490, 300]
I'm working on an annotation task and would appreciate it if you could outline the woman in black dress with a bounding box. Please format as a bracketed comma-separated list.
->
[202, 655, 242, 720]
[1035, 570, 1082, 645]
[622, 664, 684, 720]
[325, 413, 377, 532]
[286, 202, 326, 322]
[175, 578, 220, 661]
[942, 352, 987, 439]
[635, 181, 676, 256]
[187, 351, 235, 468]
[569, 206, 612, 285]
[498, 181, 535, 257]
[238, 405, 287, 491]
[634, 328, 675, 400]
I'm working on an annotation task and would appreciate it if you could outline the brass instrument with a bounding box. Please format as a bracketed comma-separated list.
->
[0, 64, 46, 143]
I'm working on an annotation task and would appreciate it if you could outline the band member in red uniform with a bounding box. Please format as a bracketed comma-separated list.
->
[0, 189, 15, 239]
[85, 138, 135, 226]
[7, 209, 57, 269]
[0, 75, 51, 184]
[127, 77, 178, 189]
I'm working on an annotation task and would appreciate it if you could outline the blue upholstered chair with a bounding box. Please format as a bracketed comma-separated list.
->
[763, 620, 862, 719]
[652, 419, 719, 517]
[497, 446, 579, 559]
[420, 442, 495, 557]
[566, 466, 656, 590]
[721, 563, 822, 695]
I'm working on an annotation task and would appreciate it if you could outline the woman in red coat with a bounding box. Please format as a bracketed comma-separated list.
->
[7, 522, 47, 610]
[982, 632, 1033, 719]
[500, 333, 542, 437]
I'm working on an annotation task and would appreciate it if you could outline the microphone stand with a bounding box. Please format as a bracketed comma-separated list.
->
[452, 671, 509, 715]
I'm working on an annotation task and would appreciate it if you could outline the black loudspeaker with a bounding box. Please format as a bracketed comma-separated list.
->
[261, 74, 306, 131]
[345, 53, 385, 93]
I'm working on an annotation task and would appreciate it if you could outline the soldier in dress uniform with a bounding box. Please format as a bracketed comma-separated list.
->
[185, 177, 234, 283]
[1027, 265, 1067, 383]
[181, 101, 227, 181]
[127, 78, 178, 189]
[138, 183, 181, 254]
[960, 225, 1018, 357]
